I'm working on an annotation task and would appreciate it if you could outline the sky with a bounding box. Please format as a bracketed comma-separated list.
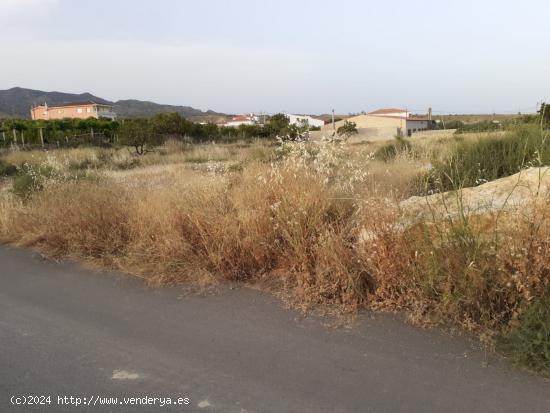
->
[0, 0, 549, 114]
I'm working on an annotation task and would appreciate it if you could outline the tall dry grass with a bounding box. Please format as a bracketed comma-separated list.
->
[1, 136, 549, 373]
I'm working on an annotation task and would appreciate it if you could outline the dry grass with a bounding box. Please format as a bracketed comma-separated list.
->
[3, 147, 100, 167]
[1, 146, 369, 311]
[1, 136, 549, 373]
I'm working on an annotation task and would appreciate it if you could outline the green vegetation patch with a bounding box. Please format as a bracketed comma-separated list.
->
[427, 125, 550, 192]
[498, 291, 550, 376]
[374, 137, 412, 162]
[0, 159, 17, 177]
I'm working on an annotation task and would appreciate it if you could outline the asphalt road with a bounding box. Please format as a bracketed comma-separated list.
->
[1, 246, 549, 413]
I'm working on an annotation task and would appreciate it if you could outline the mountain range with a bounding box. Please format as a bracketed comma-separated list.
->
[0, 87, 224, 120]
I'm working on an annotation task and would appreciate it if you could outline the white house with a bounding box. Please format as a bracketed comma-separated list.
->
[286, 114, 325, 128]
[224, 114, 259, 127]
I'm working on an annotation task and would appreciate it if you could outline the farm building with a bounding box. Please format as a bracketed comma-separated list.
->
[31, 101, 116, 120]
[366, 108, 430, 137]
[286, 114, 325, 128]
[313, 107, 433, 141]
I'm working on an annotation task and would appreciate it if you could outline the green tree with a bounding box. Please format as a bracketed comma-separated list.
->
[268, 113, 290, 136]
[337, 120, 358, 138]
[118, 119, 161, 154]
[150, 112, 184, 135]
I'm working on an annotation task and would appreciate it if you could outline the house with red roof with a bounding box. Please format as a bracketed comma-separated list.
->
[224, 114, 259, 127]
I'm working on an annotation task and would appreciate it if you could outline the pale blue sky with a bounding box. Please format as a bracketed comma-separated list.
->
[1, 0, 549, 114]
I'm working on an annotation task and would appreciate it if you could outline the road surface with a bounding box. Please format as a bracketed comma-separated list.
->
[1, 246, 549, 412]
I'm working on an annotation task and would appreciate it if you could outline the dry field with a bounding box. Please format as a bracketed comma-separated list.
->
[1, 130, 549, 374]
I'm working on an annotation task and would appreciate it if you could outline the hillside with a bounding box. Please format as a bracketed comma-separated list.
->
[0, 87, 223, 119]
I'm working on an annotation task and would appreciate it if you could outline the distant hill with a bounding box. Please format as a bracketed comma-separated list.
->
[0, 87, 223, 119]
[113, 99, 221, 119]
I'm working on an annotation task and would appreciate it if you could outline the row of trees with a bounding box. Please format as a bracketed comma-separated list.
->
[117, 113, 322, 153]
[1, 112, 315, 151]
[0, 118, 119, 147]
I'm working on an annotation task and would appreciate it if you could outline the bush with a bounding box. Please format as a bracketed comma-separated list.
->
[11, 164, 54, 199]
[0, 159, 17, 176]
[498, 291, 550, 376]
[374, 137, 412, 161]
[12, 173, 40, 199]
[337, 121, 358, 138]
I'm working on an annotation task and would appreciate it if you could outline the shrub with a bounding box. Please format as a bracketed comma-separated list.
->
[11, 164, 54, 199]
[12, 173, 40, 199]
[498, 290, 550, 376]
[0, 159, 17, 176]
[374, 137, 412, 161]
[337, 121, 358, 138]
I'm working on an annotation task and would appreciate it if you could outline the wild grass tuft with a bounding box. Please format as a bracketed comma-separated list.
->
[374, 137, 412, 162]
[427, 125, 550, 192]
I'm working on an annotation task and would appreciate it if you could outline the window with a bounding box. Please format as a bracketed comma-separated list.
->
[77, 108, 83, 113]
[86, 108, 91, 113]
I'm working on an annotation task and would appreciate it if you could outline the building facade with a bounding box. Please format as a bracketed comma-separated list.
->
[313, 107, 433, 141]
[286, 114, 325, 128]
[30, 101, 116, 120]
[367, 108, 430, 137]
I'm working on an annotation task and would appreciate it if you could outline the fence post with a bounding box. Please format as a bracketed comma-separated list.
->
[2, 131, 5, 142]
[21, 131, 25, 147]
[12, 129, 17, 144]
[90, 127, 94, 140]
[65, 135, 69, 144]
[39, 128, 44, 148]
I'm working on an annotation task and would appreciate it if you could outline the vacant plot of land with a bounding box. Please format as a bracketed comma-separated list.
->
[1, 126, 549, 375]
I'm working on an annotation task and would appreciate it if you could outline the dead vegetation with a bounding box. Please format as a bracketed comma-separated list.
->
[1, 129, 549, 374]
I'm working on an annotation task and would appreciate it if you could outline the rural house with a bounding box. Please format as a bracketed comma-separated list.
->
[30, 101, 116, 121]
[286, 114, 325, 128]
[224, 114, 259, 127]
